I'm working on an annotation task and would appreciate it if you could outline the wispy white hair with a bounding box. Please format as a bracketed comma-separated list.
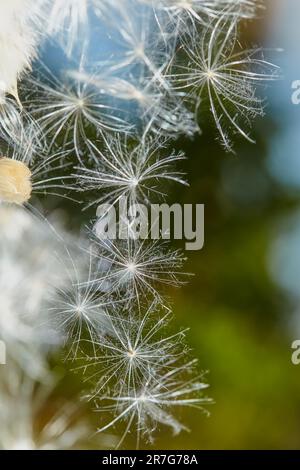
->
[0, 0, 45, 103]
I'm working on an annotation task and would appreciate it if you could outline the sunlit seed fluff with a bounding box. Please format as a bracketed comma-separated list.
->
[0, 0, 45, 103]
[0, 158, 32, 204]
[0, 362, 91, 450]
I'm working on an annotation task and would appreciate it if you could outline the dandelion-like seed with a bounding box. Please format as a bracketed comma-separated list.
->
[94, 358, 212, 448]
[102, 1, 175, 78]
[74, 304, 187, 399]
[48, 254, 119, 356]
[74, 69, 198, 137]
[175, 15, 279, 150]
[75, 135, 186, 209]
[88, 235, 187, 305]
[50, 283, 107, 355]
[25, 66, 130, 162]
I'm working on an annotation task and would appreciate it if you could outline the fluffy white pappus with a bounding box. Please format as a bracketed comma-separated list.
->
[174, 14, 279, 151]
[0, 204, 75, 375]
[24, 65, 131, 163]
[0, 362, 90, 450]
[86, 234, 188, 307]
[45, 0, 113, 57]
[0, 0, 46, 103]
[94, 358, 212, 448]
[0, 98, 29, 145]
[72, 71, 198, 138]
[47, 251, 123, 358]
[138, 0, 260, 25]
[102, 1, 176, 75]
[74, 135, 187, 209]
[74, 303, 188, 401]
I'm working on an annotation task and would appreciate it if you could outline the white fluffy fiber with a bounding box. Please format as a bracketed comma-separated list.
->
[0, 0, 45, 103]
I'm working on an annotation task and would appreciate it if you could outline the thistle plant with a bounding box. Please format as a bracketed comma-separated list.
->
[0, 0, 276, 449]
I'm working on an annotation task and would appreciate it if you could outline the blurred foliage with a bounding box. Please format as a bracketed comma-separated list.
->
[156, 121, 300, 449]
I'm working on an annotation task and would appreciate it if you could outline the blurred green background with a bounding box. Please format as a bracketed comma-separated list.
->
[157, 0, 300, 449]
